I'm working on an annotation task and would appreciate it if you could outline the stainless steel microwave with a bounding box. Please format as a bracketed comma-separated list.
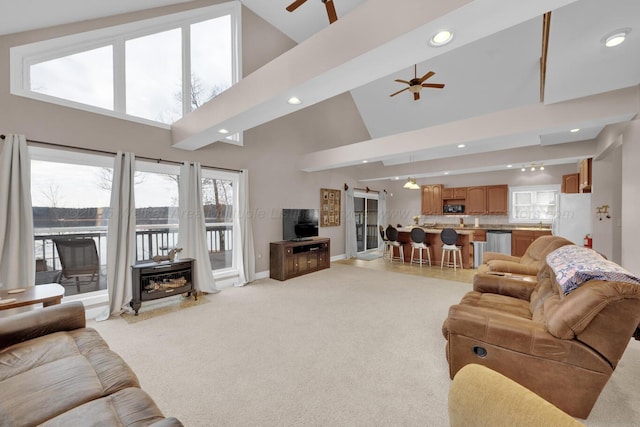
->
[444, 204, 465, 213]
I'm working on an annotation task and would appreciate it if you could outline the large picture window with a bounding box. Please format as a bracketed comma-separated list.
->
[10, 2, 240, 128]
[30, 148, 241, 299]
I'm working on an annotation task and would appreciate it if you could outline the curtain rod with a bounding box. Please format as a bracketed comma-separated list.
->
[0, 134, 243, 174]
[344, 183, 386, 194]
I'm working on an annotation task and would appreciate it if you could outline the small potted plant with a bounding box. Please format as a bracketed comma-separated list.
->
[413, 215, 420, 225]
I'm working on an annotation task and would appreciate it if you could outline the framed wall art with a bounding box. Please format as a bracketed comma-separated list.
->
[320, 188, 341, 227]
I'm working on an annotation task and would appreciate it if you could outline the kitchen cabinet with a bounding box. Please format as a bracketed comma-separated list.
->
[421, 184, 443, 215]
[486, 185, 508, 214]
[466, 186, 486, 214]
[472, 229, 487, 242]
[443, 187, 467, 200]
[562, 173, 580, 193]
[511, 230, 552, 257]
[579, 158, 592, 193]
[466, 185, 508, 215]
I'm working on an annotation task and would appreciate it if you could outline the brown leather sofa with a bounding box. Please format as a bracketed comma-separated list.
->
[0, 302, 182, 426]
[442, 246, 640, 419]
[449, 364, 584, 427]
[478, 234, 573, 276]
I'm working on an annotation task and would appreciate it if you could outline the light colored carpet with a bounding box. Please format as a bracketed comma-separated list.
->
[90, 263, 640, 426]
[120, 294, 209, 324]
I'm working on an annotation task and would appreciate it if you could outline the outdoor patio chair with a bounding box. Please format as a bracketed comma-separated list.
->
[52, 237, 100, 293]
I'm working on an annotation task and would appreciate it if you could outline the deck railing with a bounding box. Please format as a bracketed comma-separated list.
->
[34, 224, 233, 273]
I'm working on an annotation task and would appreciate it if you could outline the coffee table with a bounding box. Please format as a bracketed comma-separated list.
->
[0, 283, 65, 311]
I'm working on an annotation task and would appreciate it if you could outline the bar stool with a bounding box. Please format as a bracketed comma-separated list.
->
[410, 227, 431, 267]
[379, 225, 391, 260]
[385, 225, 404, 263]
[440, 228, 463, 270]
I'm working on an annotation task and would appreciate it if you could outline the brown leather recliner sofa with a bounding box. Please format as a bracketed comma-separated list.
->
[478, 234, 573, 276]
[0, 301, 182, 426]
[442, 244, 640, 419]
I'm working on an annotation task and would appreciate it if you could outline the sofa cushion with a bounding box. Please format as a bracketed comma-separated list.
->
[546, 245, 640, 295]
[0, 328, 140, 426]
[40, 388, 168, 427]
[460, 291, 532, 319]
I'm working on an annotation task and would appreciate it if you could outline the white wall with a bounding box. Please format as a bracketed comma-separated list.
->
[621, 119, 640, 274]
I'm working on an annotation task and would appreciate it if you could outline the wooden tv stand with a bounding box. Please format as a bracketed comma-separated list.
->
[270, 237, 330, 281]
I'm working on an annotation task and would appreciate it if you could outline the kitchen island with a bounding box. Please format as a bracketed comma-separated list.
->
[395, 226, 475, 269]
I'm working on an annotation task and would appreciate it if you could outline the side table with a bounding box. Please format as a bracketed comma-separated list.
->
[0, 283, 65, 311]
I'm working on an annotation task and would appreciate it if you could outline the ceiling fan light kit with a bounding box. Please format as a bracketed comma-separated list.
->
[390, 65, 445, 101]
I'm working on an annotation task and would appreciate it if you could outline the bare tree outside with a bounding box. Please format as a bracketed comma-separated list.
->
[41, 184, 63, 208]
[96, 167, 146, 192]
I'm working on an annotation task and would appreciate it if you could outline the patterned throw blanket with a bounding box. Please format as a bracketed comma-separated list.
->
[546, 245, 640, 295]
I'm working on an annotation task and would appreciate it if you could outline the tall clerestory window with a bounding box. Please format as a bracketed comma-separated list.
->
[10, 2, 240, 127]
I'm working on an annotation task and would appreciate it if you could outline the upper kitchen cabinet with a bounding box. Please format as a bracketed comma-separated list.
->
[562, 173, 580, 193]
[486, 185, 508, 214]
[579, 158, 592, 193]
[466, 185, 508, 215]
[421, 184, 443, 215]
[466, 186, 486, 214]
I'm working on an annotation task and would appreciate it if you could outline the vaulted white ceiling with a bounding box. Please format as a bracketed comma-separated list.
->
[3, 0, 639, 183]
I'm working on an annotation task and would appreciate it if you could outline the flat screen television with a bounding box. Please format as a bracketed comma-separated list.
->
[282, 208, 319, 241]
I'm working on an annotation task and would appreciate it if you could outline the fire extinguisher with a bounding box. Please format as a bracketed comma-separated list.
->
[584, 234, 592, 248]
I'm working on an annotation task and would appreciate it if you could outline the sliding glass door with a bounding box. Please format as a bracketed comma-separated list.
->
[354, 192, 379, 253]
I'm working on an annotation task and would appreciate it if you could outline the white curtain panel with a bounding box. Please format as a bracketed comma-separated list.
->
[178, 162, 219, 294]
[345, 188, 358, 259]
[0, 134, 35, 289]
[377, 191, 388, 250]
[236, 169, 255, 285]
[97, 151, 136, 321]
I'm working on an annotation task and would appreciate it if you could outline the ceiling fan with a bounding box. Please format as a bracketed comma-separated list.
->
[286, 0, 338, 24]
[390, 65, 445, 101]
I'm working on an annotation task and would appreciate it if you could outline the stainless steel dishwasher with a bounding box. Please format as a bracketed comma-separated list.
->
[486, 230, 512, 255]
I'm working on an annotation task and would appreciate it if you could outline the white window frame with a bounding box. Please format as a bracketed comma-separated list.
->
[509, 184, 560, 224]
[10, 2, 242, 132]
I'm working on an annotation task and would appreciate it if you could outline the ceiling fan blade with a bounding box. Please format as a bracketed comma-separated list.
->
[422, 83, 445, 89]
[418, 71, 435, 83]
[286, 0, 308, 12]
[394, 79, 411, 85]
[324, 0, 338, 24]
[390, 87, 410, 97]
[414, 92, 420, 101]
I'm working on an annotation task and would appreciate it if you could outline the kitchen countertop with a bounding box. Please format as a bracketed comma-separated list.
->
[400, 225, 552, 233]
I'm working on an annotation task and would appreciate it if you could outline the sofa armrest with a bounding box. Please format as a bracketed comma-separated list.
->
[486, 260, 539, 276]
[449, 364, 584, 427]
[482, 252, 521, 263]
[0, 301, 86, 349]
[473, 273, 537, 300]
[446, 304, 566, 356]
[150, 418, 184, 427]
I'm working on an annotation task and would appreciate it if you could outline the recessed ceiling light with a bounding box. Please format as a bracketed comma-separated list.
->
[602, 28, 631, 48]
[457, 144, 465, 148]
[521, 166, 526, 172]
[444, 171, 449, 175]
[395, 177, 400, 180]
[218, 129, 229, 134]
[362, 160, 368, 163]
[507, 165, 513, 168]
[429, 30, 454, 47]
[287, 96, 302, 105]
[570, 128, 580, 133]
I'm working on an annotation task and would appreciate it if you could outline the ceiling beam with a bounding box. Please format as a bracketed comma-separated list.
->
[171, 0, 580, 151]
[298, 86, 640, 172]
